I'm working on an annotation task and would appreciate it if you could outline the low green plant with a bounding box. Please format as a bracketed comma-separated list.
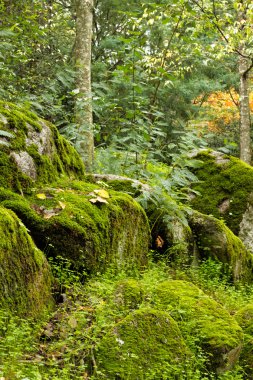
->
[0, 309, 43, 380]
[0, 257, 250, 379]
[0, 129, 14, 146]
[188, 258, 253, 313]
[48, 255, 82, 293]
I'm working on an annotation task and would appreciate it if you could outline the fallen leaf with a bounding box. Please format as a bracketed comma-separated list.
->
[155, 235, 164, 248]
[58, 201, 66, 209]
[94, 189, 110, 199]
[89, 196, 108, 204]
[43, 210, 58, 219]
[79, 306, 94, 312]
[43, 208, 62, 219]
[31, 204, 46, 215]
[36, 193, 47, 200]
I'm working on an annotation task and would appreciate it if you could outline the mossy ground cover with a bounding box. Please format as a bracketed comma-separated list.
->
[189, 211, 253, 283]
[153, 280, 243, 373]
[190, 151, 253, 235]
[0, 205, 54, 317]
[1, 259, 252, 380]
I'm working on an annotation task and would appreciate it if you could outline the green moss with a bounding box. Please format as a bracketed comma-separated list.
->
[114, 279, 144, 310]
[105, 179, 138, 195]
[235, 304, 253, 336]
[0, 205, 54, 317]
[96, 307, 189, 379]
[0, 181, 150, 274]
[190, 151, 253, 234]
[0, 101, 41, 151]
[0, 101, 85, 193]
[189, 211, 253, 282]
[234, 306, 253, 377]
[51, 125, 85, 176]
[236, 334, 253, 378]
[153, 280, 243, 372]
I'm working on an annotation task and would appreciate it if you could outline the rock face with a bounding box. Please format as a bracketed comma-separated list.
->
[0, 206, 54, 317]
[189, 211, 253, 282]
[189, 150, 253, 253]
[0, 101, 85, 192]
[0, 181, 150, 274]
[153, 280, 243, 374]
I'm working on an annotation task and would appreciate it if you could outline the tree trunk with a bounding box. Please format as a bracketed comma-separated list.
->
[74, 0, 94, 171]
[239, 55, 251, 164]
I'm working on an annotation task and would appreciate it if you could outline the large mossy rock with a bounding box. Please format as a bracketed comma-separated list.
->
[0, 101, 85, 192]
[189, 150, 253, 253]
[189, 211, 253, 282]
[96, 308, 189, 379]
[0, 102, 150, 274]
[153, 280, 243, 373]
[0, 181, 150, 274]
[0, 206, 54, 317]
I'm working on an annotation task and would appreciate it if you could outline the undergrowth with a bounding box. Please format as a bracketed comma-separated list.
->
[0, 257, 252, 379]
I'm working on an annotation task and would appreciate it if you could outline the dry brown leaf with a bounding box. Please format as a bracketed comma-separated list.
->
[155, 235, 165, 248]
[43, 208, 62, 219]
[43, 210, 58, 219]
[79, 306, 94, 312]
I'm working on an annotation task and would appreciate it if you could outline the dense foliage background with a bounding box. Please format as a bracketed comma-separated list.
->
[1, 0, 252, 166]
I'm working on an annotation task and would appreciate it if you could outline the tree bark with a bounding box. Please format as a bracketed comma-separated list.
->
[74, 0, 94, 171]
[239, 55, 251, 164]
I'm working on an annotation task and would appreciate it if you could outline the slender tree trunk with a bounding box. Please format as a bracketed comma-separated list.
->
[74, 0, 94, 171]
[239, 55, 251, 164]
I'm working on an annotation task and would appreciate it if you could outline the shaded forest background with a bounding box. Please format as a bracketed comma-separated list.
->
[1, 0, 252, 170]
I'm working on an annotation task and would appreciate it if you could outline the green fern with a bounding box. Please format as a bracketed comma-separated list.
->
[0, 129, 14, 146]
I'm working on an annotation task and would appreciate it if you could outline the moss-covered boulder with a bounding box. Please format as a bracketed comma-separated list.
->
[153, 280, 243, 373]
[0, 206, 54, 317]
[0, 181, 150, 274]
[189, 150, 253, 253]
[0, 101, 85, 192]
[189, 211, 253, 282]
[96, 308, 189, 379]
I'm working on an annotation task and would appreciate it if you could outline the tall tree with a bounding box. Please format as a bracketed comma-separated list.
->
[189, 0, 253, 163]
[74, 0, 94, 171]
[237, 3, 252, 164]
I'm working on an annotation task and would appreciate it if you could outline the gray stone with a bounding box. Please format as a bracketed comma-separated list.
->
[239, 201, 253, 253]
[25, 121, 54, 156]
[10, 151, 37, 180]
